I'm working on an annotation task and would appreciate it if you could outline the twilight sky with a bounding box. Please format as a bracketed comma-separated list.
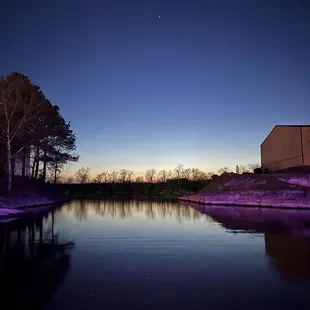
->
[0, 0, 309, 176]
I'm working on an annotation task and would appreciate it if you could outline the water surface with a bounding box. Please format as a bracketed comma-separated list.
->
[1, 199, 310, 310]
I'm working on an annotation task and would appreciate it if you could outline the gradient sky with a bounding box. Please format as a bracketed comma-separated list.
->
[0, 0, 309, 176]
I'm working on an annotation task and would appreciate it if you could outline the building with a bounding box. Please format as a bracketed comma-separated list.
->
[261, 125, 310, 172]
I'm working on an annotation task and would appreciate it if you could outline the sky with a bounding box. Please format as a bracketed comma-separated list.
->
[0, 0, 309, 176]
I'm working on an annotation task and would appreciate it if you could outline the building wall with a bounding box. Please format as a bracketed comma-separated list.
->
[261, 126, 303, 171]
[302, 127, 310, 166]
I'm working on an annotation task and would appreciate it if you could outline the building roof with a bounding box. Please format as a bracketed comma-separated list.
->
[261, 125, 310, 146]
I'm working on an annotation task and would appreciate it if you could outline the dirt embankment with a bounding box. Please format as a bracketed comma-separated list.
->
[179, 173, 310, 208]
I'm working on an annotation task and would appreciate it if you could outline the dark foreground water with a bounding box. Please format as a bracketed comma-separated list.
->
[2, 199, 310, 310]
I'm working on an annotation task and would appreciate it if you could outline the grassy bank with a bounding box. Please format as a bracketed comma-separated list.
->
[60, 179, 210, 199]
[0, 176, 67, 210]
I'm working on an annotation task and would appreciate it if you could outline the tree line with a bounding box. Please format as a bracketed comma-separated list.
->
[0, 72, 78, 191]
[69, 163, 260, 184]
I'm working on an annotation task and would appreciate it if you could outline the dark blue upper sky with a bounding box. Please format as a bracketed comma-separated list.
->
[0, 0, 309, 175]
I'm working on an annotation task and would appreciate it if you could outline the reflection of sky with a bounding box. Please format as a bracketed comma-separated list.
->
[56, 199, 266, 268]
[57, 199, 266, 246]
[45, 200, 310, 310]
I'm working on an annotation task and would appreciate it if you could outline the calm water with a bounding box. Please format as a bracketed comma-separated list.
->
[1, 199, 310, 310]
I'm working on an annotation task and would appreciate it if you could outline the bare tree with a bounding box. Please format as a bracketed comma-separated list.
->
[158, 169, 169, 183]
[47, 164, 62, 184]
[118, 169, 134, 183]
[191, 168, 206, 181]
[145, 169, 156, 183]
[174, 164, 184, 179]
[167, 169, 174, 180]
[119, 169, 127, 183]
[182, 168, 192, 180]
[102, 172, 109, 183]
[247, 163, 260, 172]
[199, 171, 207, 180]
[239, 165, 249, 173]
[126, 170, 134, 183]
[93, 172, 106, 183]
[206, 172, 215, 179]
[75, 167, 91, 184]
[135, 176, 144, 183]
[217, 166, 231, 175]
[109, 170, 118, 183]
[66, 177, 74, 184]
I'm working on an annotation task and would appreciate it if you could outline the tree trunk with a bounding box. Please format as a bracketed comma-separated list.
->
[7, 139, 12, 192]
[11, 158, 15, 179]
[31, 148, 36, 179]
[22, 148, 26, 177]
[31, 157, 36, 179]
[42, 149, 47, 183]
[54, 162, 58, 184]
[34, 147, 40, 180]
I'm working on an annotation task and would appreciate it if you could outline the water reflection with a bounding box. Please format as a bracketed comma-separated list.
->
[0, 209, 74, 310]
[265, 234, 310, 279]
[187, 203, 310, 280]
[2, 200, 310, 309]
[68, 199, 209, 223]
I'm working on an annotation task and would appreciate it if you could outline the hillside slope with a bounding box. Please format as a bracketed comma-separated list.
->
[180, 173, 310, 208]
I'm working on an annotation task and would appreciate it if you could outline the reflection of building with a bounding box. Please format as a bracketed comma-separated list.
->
[265, 234, 310, 278]
[261, 125, 310, 172]
[192, 203, 310, 279]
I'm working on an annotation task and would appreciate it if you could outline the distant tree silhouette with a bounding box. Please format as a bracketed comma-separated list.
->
[93, 173, 104, 184]
[158, 169, 169, 183]
[191, 168, 206, 181]
[182, 168, 192, 180]
[75, 167, 91, 184]
[145, 169, 156, 183]
[108, 170, 118, 183]
[239, 165, 249, 173]
[217, 166, 231, 175]
[135, 176, 144, 183]
[119, 169, 134, 183]
[247, 163, 260, 172]
[174, 164, 184, 179]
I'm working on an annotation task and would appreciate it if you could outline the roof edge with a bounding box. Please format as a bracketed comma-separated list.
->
[260, 125, 277, 146]
[260, 125, 310, 146]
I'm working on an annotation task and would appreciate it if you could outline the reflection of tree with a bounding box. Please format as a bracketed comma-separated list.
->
[74, 199, 88, 222]
[67, 199, 206, 222]
[0, 212, 74, 310]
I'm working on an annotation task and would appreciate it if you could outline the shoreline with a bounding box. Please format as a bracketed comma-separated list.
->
[178, 197, 310, 210]
[0, 197, 68, 219]
[178, 173, 310, 210]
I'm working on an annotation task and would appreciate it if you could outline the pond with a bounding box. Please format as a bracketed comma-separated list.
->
[1, 199, 310, 310]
